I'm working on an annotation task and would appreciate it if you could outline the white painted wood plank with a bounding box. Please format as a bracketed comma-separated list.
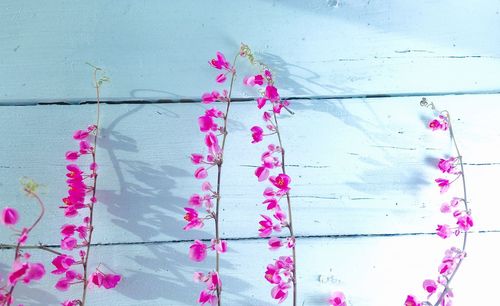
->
[1, 0, 500, 103]
[1, 233, 498, 305]
[1, 95, 499, 245]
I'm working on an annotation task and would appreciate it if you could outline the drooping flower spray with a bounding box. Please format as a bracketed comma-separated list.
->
[239, 44, 299, 305]
[55, 65, 120, 306]
[184, 50, 242, 305]
[405, 98, 473, 306]
[0, 179, 46, 306]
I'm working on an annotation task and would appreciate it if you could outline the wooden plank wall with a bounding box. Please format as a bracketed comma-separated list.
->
[1, 1, 499, 305]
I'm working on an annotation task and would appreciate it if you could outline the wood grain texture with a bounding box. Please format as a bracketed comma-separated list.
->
[1, 0, 500, 103]
[0, 95, 499, 247]
[1, 233, 498, 305]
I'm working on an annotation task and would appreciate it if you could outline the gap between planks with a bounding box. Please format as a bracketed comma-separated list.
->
[1, 230, 498, 250]
[1, 89, 500, 106]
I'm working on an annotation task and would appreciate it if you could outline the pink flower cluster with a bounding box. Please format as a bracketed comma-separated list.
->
[428, 115, 448, 131]
[405, 247, 462, 305]
[1, 192, 46, 306]
[240, 53, 301, 303]
[264, 256, 294, 303]
[405, 111, 472, 305]
[55, 126, 120, 305]
[194, 271, 221, 305]
[185, 51, 235, 305]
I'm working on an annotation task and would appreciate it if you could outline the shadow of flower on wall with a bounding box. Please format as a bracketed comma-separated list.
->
[93, 104, 267, 304]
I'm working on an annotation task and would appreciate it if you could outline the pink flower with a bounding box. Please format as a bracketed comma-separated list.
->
[209, 52, 231, 70]
[23, 262, 45, 283]
[61, 236, 78, 250]
[79, 140, 92, 154]
[61, 224, 76, 237]
[205, 133, 221, 155]
[212, 239, 227, 253]
[456, 215, 473, 231]
[199, 290, 217, 305]
[51, 255, 76, 274]
[262, 198, 278, 210]
[422, 279, 437, 296]
[8, 262, 28, 284]
[271, 282, 289, 303]
[102, 273, 121, 289]
[255, 166, 270, 182]
[438, 157, 457, 173]
[258, 215, 281, 237]
[183, 208, 204, 230]
[201, 181, 212, 192]
[268, 237, 283, 250]
[18, 228, 28, 245]
[243, 75, 264, 86]
[216, 74, 226, 83]
[201, 91, 221, 104]
[189, 194, 202, 207]
[435, 178, 450, 193]
[429, 115, 448, 131]
[62, 300, 80, 306]
[191, 153, 204, 164]
[65, 151, 79, 161]
[404, 295, 421, 306]
[1, 207, 19, 226]
[329, 291, 346, 306]
[264, 264, 281, 284]
[189, 240, 208, 262]
[440, 202, 451, 213]
[265, 86, 280, 102]
[55, 278, 71, 291]
[90, 271, 121, 289]
[198, 115, 216, 132]
[195, 167, 208, 179]
[251, 126, 264, 143]
[436, 224, 452, 239]
[269, 174, 291, 192]
[257, 97, 267, 109]
[73, 129, 90, 140]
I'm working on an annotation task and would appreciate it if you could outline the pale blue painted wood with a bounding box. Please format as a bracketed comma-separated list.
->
[0, 96, 499, 247]
[1, 233, 498, 305]
[0, 0, 500, 103]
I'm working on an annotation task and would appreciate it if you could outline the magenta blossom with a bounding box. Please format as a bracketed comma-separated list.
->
[428, 115, 448, 131]
[195, 167, 209, 179]
[404, 295, 421, 306]
[271, 282, 290, 303]
[90, 271, 121, 289]
[435, 178, 450, 193]
[436, 224, 452, 239]
[251, 126, 264, 143]
[183, 208, 204, 230]
[329, 291, 346, 306]
[438, 157, 457, 174]
[422, 279, 437, 297]
[456, 214, 473, 231]
[1, 207, 19, 226]
[269, 174, 291, 192]
[51, 255, 76, 274]
[201, 91, 221, 104]
[209, 52, 231, 71]
[189, 240, 208, 262]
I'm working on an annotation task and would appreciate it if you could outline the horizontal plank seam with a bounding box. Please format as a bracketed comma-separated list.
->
[1, 230, 498, 250]
[2, 89, 500, 106]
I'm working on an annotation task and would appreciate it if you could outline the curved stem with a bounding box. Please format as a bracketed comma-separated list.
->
[433, 112, 469, 306]
[272, 112, 297, 306]
[6, 191, 45, 306]
[214, 53, 239, 306]
[81, 70, 102, 306]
